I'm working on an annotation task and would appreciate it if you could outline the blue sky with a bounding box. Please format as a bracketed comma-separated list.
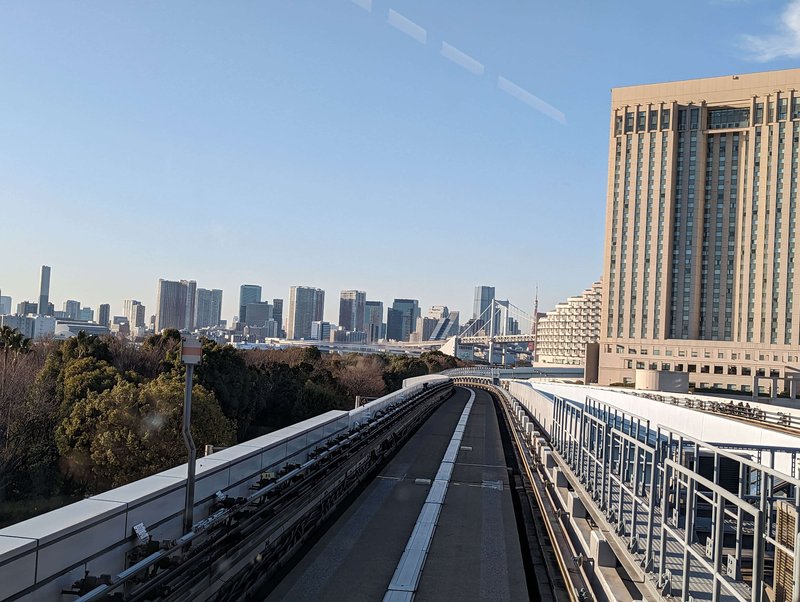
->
[2, 1, 800, 323]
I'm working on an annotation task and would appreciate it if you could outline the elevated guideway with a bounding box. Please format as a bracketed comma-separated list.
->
[264, 387, 532, 601]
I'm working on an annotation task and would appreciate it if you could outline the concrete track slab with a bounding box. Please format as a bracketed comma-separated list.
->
[264, 389, 470, 602]
[415, 388, 529, 602]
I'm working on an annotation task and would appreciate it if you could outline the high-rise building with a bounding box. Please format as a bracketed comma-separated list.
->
[599, 68, 800, 392]
[287, 286, 325, 340]
[386, 307, 404, 341]
[311, 320, 333, 342]
[272, 299, 284, 338]
[16, 301, 37, 315]
[79, 307, 94, 322]
[391, 299, 420, 342]
[429, 305, 449, 320]
[338, 290, 366, 333]
[63, 300, 81, 320]
[183, 280, 197, 331]
[155, 279, 196, 332]
[0, 295, 11, 315]
[194, 288, 222, 329]
[97, 304, 110, 328]
[473, 286, 495, 320]
[124, 300, 146, 328]
[365, 300, 384, 343]
[537, 281, 602, 365]
[245, 302, 272, 327]
[38, 265, 51, 316]
[239, 285, 262, 324]
[411, 316, 438, 342]
[430, 310, 460, 340]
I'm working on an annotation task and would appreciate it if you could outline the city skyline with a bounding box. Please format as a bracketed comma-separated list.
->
[0, 261, 548, 328]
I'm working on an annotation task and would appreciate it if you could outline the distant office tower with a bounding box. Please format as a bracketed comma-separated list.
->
[386, 307, 404, 341]
[429, 306, 449, 320]
[155, 279, 196, 332]
[599, 68, 800, 391]
[183, 280, 197, 331]
[194, 288, 223, 329]
[124, 300, 146, 328]
[63, 300, 81, 320]
[339, 290, 366, 332]
[245, 302, 272, 327]
[272, 299, 284, 337]
[239, 285, 262, 324]
[430, 310, 460, 340]
[38, 265, 51, 316]
[79, 307, 94, 322]
[98, 304, 110, 328]
[412, 317, 438, 342]
[473, 286, 495, 320]
[537, 281, 602, 365]
[17, 301, 37, 315]
[391, 299, 420, 342]
[311, 320, 333, 342]
[0, 295, 11, 315]
[287, 286, 325, 340]
[365, 301, 384, 342]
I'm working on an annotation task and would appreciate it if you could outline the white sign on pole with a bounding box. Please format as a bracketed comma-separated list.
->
[181, 336, 202, 365]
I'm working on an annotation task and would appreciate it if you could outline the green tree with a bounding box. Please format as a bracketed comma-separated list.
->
[382, 354, 428, 391]
[56, 375, 235, 491]
[420, 350, 458, 373]
[195, 339, 253, 439]
[60, 357, 120, 414]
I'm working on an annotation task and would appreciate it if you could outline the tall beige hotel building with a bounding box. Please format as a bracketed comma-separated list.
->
[599, 69, 800, 394]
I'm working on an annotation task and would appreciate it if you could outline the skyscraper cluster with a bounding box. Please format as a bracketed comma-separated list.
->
[2, 262, 502, 352]
[155, 279, 225, 333]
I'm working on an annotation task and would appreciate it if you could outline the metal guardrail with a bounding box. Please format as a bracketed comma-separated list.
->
[550, 393, 800, 602]
[634, 390, 800, 435]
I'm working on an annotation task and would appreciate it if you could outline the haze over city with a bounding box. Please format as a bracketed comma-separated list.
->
[3, 1, 800, 320]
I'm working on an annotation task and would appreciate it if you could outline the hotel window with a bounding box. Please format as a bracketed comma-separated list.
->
[661, 108, 670, 129]
[779, 98, 788, 121]
[625, 112, 634, 133]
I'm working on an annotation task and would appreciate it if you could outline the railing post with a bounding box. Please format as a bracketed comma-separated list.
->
[681, 478, 695, 601]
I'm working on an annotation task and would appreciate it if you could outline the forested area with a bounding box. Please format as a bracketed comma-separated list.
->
[0, 327, 458, 526]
